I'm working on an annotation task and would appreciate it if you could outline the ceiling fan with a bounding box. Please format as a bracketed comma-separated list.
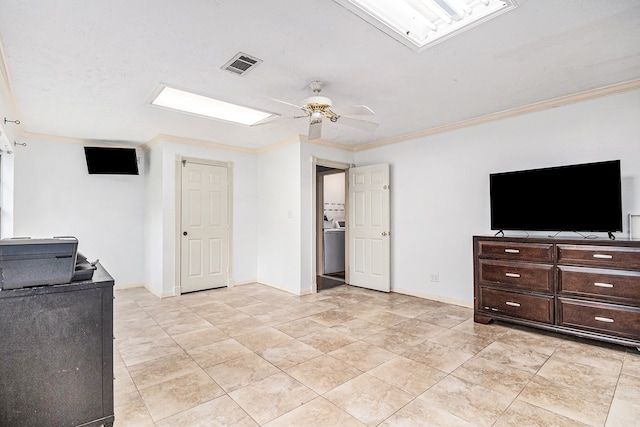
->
[271, 81, 379, 140]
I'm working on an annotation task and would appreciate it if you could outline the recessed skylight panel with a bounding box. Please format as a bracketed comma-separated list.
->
[334, 0, 518, 51]
[150, 86, 277, 126]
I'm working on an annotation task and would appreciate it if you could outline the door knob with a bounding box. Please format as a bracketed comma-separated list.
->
[382, 231, 387, 236]
[183, 231, 188, 236]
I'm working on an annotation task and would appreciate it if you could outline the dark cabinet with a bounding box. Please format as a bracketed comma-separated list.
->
[474, 236, 640, 349]
[0, 264, 114, 427]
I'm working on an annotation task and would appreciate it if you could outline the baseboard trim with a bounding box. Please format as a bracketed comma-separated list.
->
[256, 280, 310, 296]
[392, 287, 473, 308]
[113, 282, 174, 299]
[231, 280, 259, 287]
[114, 281, 471, 304]
[113, 282, 144, 290]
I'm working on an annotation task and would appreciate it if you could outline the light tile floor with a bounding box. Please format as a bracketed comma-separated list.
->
[113, 283, 640, 426]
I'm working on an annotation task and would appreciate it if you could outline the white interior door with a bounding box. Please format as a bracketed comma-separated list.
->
[348, 163, 390, 292]
[181, 161, 229, 293]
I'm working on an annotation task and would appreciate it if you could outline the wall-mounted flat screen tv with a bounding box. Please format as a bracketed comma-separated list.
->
[84, 147, 139, 175]
[490, 160, 622, 232]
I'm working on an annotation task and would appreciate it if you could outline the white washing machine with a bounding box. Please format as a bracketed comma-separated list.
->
[323, 228, 345, 274]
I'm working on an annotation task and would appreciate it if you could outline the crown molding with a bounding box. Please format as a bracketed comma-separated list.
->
[353, 78, 640, 152]
[17, 130, 145, 151]
[253, 135, 301, 154]
[17, 78, 640, 155]
[142, 133, 256, 153]
[299, 135, 355, 152]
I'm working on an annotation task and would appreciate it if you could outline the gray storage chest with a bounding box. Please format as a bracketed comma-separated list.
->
[0, 263, 114, 426]
[0, 237, 78, 290]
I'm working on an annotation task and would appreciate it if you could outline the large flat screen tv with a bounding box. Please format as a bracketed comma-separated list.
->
[84, 147, 139, 175]
[490, 160, 622, 232]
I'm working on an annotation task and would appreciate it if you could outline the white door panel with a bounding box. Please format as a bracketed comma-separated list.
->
[348, 163, 390, 292]
[181, 161, 229, 293]
[187, 239, 203, 277]
[209, 238, 223, 274]
[353, 237, 366, 274]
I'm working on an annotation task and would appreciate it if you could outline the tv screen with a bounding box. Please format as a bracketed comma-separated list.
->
[490, 160, 622, 232]
[84, 147, 139, 175]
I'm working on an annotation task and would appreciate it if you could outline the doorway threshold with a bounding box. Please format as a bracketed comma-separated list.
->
[317, 275, 345, 291]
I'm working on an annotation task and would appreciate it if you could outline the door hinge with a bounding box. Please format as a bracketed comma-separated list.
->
[182, 159, 187, 167]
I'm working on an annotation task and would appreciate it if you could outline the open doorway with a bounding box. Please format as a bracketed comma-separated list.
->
[315, 161, 350, 292]
[312, 159, 391, 294]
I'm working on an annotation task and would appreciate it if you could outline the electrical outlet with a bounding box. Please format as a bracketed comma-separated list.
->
[430, 274, 439, 283]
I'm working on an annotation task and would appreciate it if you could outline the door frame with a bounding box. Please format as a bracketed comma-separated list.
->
[175, 156, 234, 295]
[311, 157, 353, 294]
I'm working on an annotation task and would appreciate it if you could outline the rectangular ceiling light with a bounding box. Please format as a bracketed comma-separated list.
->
[334, 0, 518, 51]
[150, 86, 277, 126]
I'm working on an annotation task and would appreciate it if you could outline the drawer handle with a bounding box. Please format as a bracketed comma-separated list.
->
[593, 254, 613, 259]
[505, 273, 521, 278]
[504, 249, 520, 254]
[505, 301, 521, 307]
[595, 316, 614, 323]
[594, 282, 614, 288]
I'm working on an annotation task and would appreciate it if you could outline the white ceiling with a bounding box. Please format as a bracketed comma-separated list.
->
[0, 0, 639, 151]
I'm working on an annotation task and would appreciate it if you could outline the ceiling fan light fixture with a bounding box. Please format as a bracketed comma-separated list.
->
[150, 85, 277, 126]
[302, 95, 333, 109]
[310, 111, 324, 120]
[270, 80, 378, 140]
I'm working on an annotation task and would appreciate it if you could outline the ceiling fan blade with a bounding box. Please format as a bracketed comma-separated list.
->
[269, 97, 307, 112]
[308, 119, 322, 140]
[332, 105, 375, 116]
[335, 115, 379, 132]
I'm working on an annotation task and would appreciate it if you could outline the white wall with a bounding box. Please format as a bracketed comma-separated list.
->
[323, 172, 346, 222]
[13, 138, 145, 286]
[0, 105, 16, 239]
[143, 143, 165, 294]
[0, 144, 14, 239]
[253, 140, 357, 295]
[9, 90, 639, 301]
[145, 140, 259, 297]
[256, 140, 302, 294]
[354, 90, 640, 304]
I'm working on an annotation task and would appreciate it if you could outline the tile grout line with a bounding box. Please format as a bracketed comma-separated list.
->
[114, 285, 632, 426]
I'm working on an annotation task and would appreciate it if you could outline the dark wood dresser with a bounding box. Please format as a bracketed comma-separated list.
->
[0, 264, 114, 427]
[473, 236, 640, 349]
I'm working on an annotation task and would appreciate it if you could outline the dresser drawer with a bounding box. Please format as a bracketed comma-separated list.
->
[558, 266, 640, 304]
[558, 298, 640, 340]
[478, 260, 553, 293]
[477, 241, 553, 263]
[557, 244, 640, 269]
[479, 287, 554, 324]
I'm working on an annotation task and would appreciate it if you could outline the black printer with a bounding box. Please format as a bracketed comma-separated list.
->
[0, 237, 96, 290]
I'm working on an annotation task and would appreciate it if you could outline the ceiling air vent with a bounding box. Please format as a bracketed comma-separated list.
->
[221, 52, 262, 76]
